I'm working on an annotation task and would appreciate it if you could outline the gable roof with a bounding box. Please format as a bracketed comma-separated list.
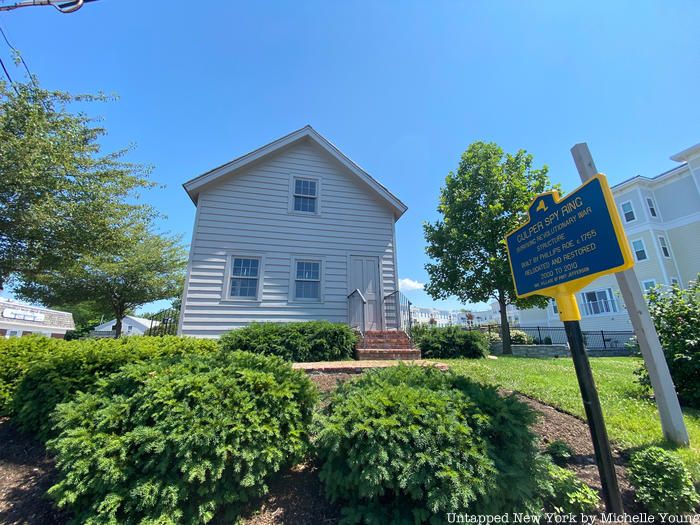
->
[93, 316, 159, 332]
[182, 125, 408, 218]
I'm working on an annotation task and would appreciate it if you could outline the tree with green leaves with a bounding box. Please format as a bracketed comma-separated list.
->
[16, 228, 187, 338]
[0, 78, 154, 290]
[424, 142, 555, 354]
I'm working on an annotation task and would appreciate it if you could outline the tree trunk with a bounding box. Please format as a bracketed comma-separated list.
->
[114, 314, 123, 339]
[498, 292, 512, 355]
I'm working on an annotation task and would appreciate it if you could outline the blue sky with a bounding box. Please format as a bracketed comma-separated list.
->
[1, 1, 698, 313]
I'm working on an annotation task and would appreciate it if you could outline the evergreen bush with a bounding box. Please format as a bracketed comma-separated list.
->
[315, 365, 543, 521]
[219, 321, 357, 362]
[0, 334, 61, 415]
[48, 351, 317, 524]
[411, 325, 488, 358]
[10, 336, 218, 439]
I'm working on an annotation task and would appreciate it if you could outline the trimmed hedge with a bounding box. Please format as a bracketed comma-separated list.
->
[412, 325, 488, 358]
[48, 351, 317, 524]
[315, 365, 543, 521]
[0, 335, 63, 416]
[219, 321, 357, 362]
[8, 336, 218, 440]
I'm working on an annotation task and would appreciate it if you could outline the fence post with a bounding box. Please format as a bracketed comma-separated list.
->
[537, 326, 542, 344]
[601, 330, 607, 350]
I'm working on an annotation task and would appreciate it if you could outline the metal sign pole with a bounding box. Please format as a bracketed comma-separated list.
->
[557, 293, 623, 512]
[571, 143, 689, 446]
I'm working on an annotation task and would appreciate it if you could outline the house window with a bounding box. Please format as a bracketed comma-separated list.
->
[642, 280, 656, 293]
[658, 236, 671, 258]
[621, 201, 636, 222]
[631, 239, 647, 261]
[230, 257, 260, 299]
[292, 177, 318, 213]
[294, 260, 321, 300]
[581, 289, 618, 316]
[646, 197, 657, 218]
[551, 300, 559, 314]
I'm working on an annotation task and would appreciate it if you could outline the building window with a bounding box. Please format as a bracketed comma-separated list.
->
[230, 257, 260, 299]
[294, 260, 321, 300]
[551, 300, 559, 314]
[581, 289, 618, 316]
[646, 197, 657, 218]
[631, 239, 648, 261]
[621, 201, 636, 223]
[642, 280, 656, 293]
[292, 177, 318, 213]
[658, 236, 671, 258]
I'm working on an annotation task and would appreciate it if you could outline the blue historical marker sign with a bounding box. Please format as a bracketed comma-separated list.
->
[505, 173, 634, 298]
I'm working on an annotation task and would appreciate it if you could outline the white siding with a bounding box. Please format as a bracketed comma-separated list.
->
[180, 137, 399, 337]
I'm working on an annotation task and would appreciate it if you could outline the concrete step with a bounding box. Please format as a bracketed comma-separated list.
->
[355, 348, 422, 361]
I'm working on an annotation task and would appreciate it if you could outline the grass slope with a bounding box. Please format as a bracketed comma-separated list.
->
[444, 356, 700, 481]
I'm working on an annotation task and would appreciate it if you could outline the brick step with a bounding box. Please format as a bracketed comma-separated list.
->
[360, 342, 412, 349]
[355, 348, 422, 361]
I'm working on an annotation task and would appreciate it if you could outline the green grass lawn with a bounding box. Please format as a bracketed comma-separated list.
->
[443, 356, 700, 481]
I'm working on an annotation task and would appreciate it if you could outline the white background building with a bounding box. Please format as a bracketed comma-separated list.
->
[519, 142, 700, 331]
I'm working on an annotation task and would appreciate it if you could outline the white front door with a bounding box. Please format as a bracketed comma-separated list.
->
[349, 255, 382, 331]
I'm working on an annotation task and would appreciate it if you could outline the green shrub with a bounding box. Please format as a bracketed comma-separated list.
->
[219, 321, 357, 362]
[48, 351, 317, 524]
[11, 336, 218, 440]
[412, 325, 488, 358]
[485, 329, 502, 344]
[0, 335, 62, 415]
[315, 365, 543, 521]
[510, 329, 534, 345]
[636, 277, 700, 407]
[546, 440, 573, 466]
[541, 462, 600, 513]
[628, 446, 699, 514]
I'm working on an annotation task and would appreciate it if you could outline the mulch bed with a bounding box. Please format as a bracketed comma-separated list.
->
[0, 373, 643, 524]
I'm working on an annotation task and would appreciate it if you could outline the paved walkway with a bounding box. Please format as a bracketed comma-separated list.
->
[292, 360, 449, 374]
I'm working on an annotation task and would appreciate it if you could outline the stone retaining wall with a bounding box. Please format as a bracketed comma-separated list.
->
[489, 342, 633, 358]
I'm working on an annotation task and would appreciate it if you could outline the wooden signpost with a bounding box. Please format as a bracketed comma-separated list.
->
[505, 173, 632, 512]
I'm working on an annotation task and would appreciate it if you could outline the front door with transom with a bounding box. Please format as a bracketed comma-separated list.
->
[349, 255, 382, 331]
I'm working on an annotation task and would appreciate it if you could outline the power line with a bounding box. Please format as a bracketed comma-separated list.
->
[0, 23, 35, 84]
[0, 52, 19, 94]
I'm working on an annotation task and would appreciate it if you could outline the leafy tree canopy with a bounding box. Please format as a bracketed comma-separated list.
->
[16, 226, 187, 337]
[0, 78, 155, 289]
[424, 141, 556, 352]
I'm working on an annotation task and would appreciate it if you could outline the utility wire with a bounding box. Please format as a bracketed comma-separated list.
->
[0, 53, 19, 93]
[0, 23, 35, 84]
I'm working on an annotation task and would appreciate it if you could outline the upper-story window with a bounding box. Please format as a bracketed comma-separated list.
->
[621, 201, 636, 222]
[642, 279, 656, 293]
[230, 257, 261, 299]
[631, 239, 648, 261]
[658, 236, 671, 258]
[292, 177, 319, 213]
[646, 197, 658, 218]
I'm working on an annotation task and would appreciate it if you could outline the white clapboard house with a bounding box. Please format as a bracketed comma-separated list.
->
[178, 126, 414, 355]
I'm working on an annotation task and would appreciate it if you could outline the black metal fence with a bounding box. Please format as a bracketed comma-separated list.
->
[144, 308, 180, 336]
[475, 324, 637, 352]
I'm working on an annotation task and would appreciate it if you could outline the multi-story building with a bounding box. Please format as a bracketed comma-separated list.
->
[410, 307, 469, 327]
[519, 142, 700, 331]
